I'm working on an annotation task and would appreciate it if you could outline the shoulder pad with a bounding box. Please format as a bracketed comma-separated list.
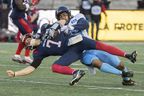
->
[74, 13, 86, 20]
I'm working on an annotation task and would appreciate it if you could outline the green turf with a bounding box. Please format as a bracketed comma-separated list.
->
[0, 42, 144, 96]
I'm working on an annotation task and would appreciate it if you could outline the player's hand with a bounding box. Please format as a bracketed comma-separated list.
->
[6, 70, 15, 77]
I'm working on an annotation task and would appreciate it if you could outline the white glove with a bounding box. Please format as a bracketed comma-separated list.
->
[61, 25, 74, 34]
[44, 28, 55, 39]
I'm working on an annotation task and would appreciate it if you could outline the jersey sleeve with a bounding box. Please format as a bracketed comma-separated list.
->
[73, 18, 89, 31]
[30, 58, 43, 68]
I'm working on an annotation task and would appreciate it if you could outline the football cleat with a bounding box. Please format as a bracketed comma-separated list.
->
[12, 55, 24, 63]
[122, 71, 134, 78]
[122, 79, 136, 86]
[69, 70, 85, 86]
[125, 51, 137, 63]
[23, 57, 33, 64]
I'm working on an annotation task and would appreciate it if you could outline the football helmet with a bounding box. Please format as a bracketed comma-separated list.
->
[55, 6, 71, 20]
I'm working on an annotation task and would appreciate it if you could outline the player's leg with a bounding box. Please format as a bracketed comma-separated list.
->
[84, 50, 135, 85]
[12, 18, 33, 35]
[23, 48, 33, 64]
[81, 37, 137, 63]
[115, 62, 136, 86]
[12, 18, 33, 64]
[81, 51, 124, 76]
[18, 18, 33, 64]
[51, 49, 85, 86]
[95, 41, 137, 63]
[12, 31, 24, 63]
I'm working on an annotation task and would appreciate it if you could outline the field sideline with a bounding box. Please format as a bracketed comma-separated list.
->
[0, 42, 144, 96]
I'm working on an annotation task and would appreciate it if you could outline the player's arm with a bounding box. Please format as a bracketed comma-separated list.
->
[73, 18, 89, 31]
[15, 0, 30, 11]
[42, 20, 66, 39]
[7, 66, 35, 77]
[101, 4, 107, 17]
[7, 58, 43, 77]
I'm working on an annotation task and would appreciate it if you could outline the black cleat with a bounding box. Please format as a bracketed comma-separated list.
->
[122, 79, 136, 86]
[122, 71, 134, 78]
[125, 51, 137, 63]
[69, 70, 85, 86]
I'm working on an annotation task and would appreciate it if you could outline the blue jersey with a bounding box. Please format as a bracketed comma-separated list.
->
[62, 13, 89, 35]
[33, 33, 96, 57]
[10, 0, 30, 18]
[33, 32, 69, 58]
[32, 32, 97, 68]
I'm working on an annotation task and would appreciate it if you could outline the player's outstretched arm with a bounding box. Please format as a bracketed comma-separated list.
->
[6, 58, 43, 77]
[7, 66, 35, 77]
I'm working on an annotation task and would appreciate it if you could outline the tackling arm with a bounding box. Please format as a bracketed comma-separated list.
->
[73, 18, 89, 31]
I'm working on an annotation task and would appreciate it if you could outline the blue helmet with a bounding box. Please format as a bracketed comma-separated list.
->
[55, 6, 71, 20]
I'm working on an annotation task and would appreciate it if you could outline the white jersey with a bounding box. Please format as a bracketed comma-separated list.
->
[68, 13, 86, 26]
[67, 13, 91, 38]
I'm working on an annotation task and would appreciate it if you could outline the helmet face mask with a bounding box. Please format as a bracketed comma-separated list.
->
[55, 6, 71, 21]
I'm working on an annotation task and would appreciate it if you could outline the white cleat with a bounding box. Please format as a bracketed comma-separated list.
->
[23, 56, 33, 64]
[12, 55, 24, 63]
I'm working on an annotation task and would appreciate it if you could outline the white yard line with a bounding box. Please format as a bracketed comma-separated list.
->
[0, 78, 144, 92]
[87, 86, 144, 92]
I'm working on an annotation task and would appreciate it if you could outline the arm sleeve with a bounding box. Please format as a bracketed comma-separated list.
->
[73, 18, 89, 31]
[30, 58, 43, 69]
[15, 0, 27, 11]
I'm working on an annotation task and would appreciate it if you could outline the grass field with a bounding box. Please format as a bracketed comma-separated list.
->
[0, 42, 144, 96]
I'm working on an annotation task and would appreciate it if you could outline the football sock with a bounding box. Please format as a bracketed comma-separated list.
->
[100, 63, 122, 75]
[15, 42, 25, 55]
[96, 41, 126, 57]
[25, 49, 30, 56]
[52, 64, 75, 75]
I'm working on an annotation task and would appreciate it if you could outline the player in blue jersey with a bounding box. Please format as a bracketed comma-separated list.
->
[81, 50, 135, 85]
[7, 6, 137, 86]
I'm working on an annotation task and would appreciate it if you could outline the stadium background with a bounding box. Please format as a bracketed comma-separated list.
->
[0, 1, 144, 96]
[2, 0, 144, 42]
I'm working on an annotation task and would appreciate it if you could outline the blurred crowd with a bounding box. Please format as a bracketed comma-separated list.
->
[0, 0, 16, 42]
[0, 0, 144, 42]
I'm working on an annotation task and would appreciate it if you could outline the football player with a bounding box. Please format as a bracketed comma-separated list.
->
[7, 17, 136, 86]
[56, 6, 136, 86]
[10, 0, 40, 64]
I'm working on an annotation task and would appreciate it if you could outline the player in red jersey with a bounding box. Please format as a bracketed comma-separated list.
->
[11, 0, 39, 64]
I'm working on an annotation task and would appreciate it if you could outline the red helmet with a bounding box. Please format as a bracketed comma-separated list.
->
[32, 0, 40, 5]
